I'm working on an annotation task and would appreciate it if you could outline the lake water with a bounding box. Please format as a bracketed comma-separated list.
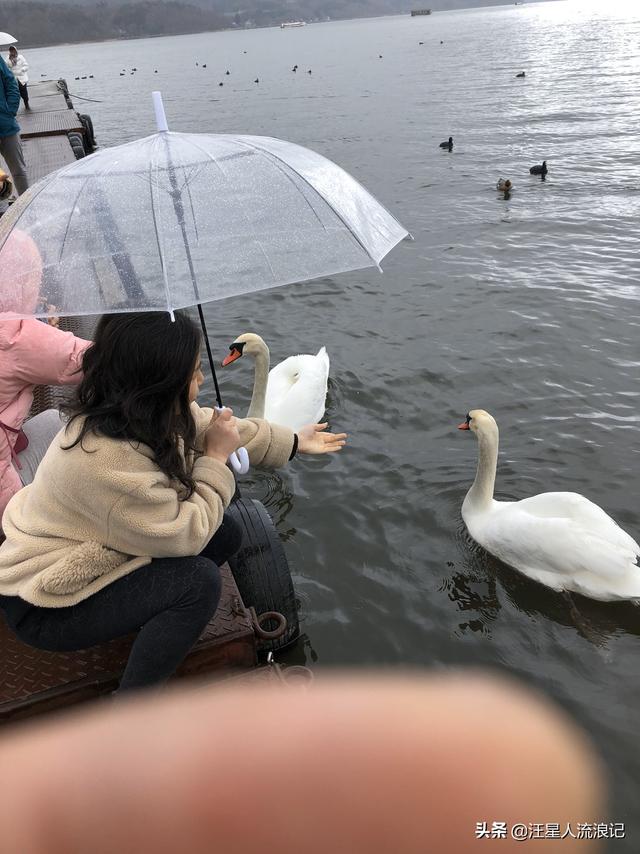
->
[27, 1, 640, 841]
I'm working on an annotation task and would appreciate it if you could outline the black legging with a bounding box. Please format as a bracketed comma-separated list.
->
[0, 512, 243, 694]
[18, 81, 29, 109]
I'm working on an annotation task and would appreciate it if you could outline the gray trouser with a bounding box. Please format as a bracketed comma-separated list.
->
[0, 132, 29, 195]
[17, 409, 64, 486]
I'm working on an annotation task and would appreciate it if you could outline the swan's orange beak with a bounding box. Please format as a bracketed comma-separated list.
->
[457, 422, 470, 430]
[222, 348, 242, 367]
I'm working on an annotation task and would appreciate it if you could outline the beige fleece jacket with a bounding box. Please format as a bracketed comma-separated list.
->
[0, 403, 294, 607]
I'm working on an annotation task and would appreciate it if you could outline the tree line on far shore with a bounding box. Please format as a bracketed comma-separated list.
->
[2, 1, 227, 48]
[3, 0, 554, 49]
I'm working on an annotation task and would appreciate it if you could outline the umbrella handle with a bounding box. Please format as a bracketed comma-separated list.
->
[229, 446, 250, 475]
[213, 407, 250, 475]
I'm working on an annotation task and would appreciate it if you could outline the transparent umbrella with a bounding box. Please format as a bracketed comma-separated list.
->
[1, 98, 408, 313]
[0, 93, 409, 415]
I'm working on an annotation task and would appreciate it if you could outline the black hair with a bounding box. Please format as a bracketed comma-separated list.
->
[63, 311, 202, 498]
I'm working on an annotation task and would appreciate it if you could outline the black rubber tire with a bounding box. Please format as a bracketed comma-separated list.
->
[68, 133, 85, 159]
[57, 79, 74, 109]
[226, 498, 299, 654]
[79, 114, 96, 150]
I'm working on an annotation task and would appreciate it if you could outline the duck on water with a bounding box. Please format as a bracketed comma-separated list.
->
[529, 160, 548, 178]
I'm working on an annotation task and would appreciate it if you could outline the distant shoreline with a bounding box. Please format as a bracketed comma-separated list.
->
[12, 16, 369, 51]
[16, 2, 557, 51]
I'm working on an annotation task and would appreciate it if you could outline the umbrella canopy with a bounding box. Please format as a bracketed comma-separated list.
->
[0, 33, 17, 46]
[0, 131, 409, 319]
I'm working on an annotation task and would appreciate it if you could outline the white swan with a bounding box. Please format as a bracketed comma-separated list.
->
[221, 332, 330, 431]
[459, 409, 640, 602]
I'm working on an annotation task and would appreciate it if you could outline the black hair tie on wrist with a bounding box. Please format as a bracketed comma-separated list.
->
[289, 433, 298, 460]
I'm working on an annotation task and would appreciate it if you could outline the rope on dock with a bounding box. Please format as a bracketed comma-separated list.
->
[64, 92, 104, 103]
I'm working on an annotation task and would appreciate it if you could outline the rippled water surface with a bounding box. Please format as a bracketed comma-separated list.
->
[29, 1, 640, 840]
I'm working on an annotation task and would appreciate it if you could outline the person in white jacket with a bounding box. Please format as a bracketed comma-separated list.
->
[7, 45, 29, 111]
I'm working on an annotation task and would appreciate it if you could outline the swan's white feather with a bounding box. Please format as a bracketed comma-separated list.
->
[264, 347, 330, 431]
[461, 410, 640, 602]
[464, 493, 640, 601]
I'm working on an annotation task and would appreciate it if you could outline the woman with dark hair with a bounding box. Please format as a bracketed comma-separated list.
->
[0, 311, 346, 693]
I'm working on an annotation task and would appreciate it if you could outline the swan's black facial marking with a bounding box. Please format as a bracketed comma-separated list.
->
[457, 412, 471, 431]
[221, 341, 245, 367]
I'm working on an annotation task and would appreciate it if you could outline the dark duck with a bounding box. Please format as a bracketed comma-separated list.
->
[529, 160, 548, 178]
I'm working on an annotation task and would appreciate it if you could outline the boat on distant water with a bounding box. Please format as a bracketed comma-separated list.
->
[280, 21, 306, 28]
[410, 9, 432, 15]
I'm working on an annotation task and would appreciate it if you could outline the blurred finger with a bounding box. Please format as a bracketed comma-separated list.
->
[0, 673, 604, 854]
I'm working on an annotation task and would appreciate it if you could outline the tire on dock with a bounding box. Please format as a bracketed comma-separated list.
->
[68, 132, 86, 159]
[79, 114, 97, 151]
[226, 498, 300, 655]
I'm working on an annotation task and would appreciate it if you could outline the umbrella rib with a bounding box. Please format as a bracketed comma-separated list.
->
[0, 162, 76, 252]
[178, 136, 282, 283]
[174, 135, 231, 180]
[184, 135, 328, 232]
[149, 137, 173, 315]
[230, 138, 381, 265]
[58, 173, 94, 264]
[182, 165, 200, 242]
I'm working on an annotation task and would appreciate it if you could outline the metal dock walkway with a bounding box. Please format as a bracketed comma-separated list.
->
[1, 80, 83, 184]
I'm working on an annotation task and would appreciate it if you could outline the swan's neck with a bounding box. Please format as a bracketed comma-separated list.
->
[247, 344, 270, 419]
[466, 428, 498, 512]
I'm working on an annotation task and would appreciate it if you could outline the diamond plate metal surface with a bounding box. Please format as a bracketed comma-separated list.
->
[22, 135, 77, 184]
[18, 109, 84, 139]
[28, 81, 70, 99]
[0, 564, 256, 721]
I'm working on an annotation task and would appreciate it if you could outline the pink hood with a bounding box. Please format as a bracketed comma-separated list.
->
[0, 231, 91, 523]
[0, 229, 44, 315]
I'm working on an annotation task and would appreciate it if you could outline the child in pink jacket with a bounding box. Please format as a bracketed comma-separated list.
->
[0, 230, 91, 524]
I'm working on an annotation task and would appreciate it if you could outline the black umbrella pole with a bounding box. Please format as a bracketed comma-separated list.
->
[196, 304, 243, 501]
[197, 304, 223, 408]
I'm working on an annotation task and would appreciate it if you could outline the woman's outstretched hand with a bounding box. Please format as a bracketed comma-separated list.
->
[297, 422, 347, 455]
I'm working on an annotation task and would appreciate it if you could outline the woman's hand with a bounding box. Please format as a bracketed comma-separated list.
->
[205, 407, 241, 465]
[297, 422, 347, 455]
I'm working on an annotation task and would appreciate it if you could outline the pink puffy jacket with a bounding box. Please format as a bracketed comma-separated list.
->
[0, 230, 91, 522]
